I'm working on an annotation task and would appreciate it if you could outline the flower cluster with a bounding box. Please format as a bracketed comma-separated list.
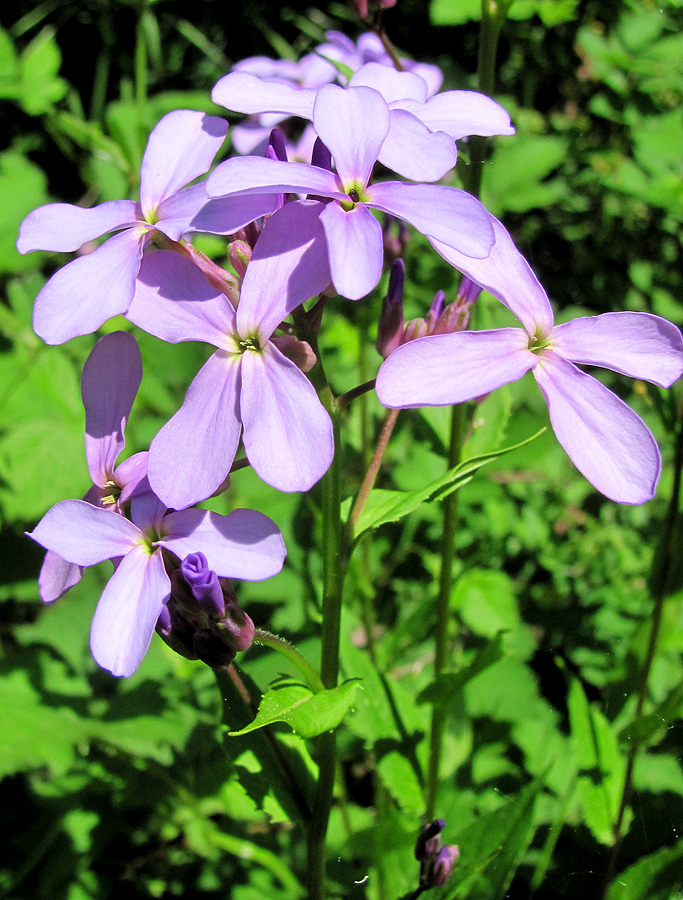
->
[20, 26, 683, 676]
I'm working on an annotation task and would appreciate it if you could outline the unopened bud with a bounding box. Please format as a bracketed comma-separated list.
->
[424, 290, 445, 333]
[232, 221, 261, 250]
[311, 137, 333, 171]
[415, 819, 445, 861]
[456, 275, 482, 307]
[376, 258, 405, 358]
[229, 240, 252, 278]
[271, 335, 317, 372]
[181, 552, 225, 617]
[267, 127, 288, 162]
[433, 845, 459, 887]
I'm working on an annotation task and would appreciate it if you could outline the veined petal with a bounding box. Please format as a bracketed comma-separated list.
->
[376, 328, 537, 408]
[313, 84, 389, 187]
[212, 71, 316, 119]
[140, 111, 228, 218]
[39, 551, 83, 603]
[207, 156, 345, 201]
[115, 452, 149, 504]
[429, 214, 554, 336]
[551, 312, 683, 388]
[127, 251, 235, 348]
[378, 109, 457, 182]
[17, 200, 139, 254]
[368, 181, 494, 260]
[90, 545, 169, 677]
[534, 351, 661, 504]
[237, 200, 330, 341]
[28, 499, 141, 565]
[403, 90, 515, 140]
[190, 193, 282, 234]
[350, 62, 428, 104]
[33, 227, 145, 344]
[240, 343, 333, 491]
[155, 183, 211, 240]
[320, 201, 383, 300]
[82, 331, 142, 486]
[147, 351, 242, 510]
[159, 508, 286, 580]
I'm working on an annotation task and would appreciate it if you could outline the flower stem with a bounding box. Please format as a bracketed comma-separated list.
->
[253, 629, 325, 693]
[349, 407, 400, 534]
[307, 402, 344, 900]
[425, 402, 465, 820]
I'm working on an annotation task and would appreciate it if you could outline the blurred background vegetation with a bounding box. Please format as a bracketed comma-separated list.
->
[1, 1, 683, 899]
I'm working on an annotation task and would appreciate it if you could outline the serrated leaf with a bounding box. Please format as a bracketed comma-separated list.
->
[605, 836, 683, 900]
[351, 429, 545, 540]
[417, 636, 506, 707]
[229, 680, 360, 739]
[618, 679, 683, 748]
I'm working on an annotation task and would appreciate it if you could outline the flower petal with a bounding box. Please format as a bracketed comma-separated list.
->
[237, 200, 331, 341]
[368, 181, 494, 260]
[534, 351, 661, 504]
[429, 214, 554, 336]
[82, 331, 142, 486]
[378, 109, 457, 182]
[33, 227, 145, 344]
[189, 193, 282, 234]
[551, 312, 683, 388]
[404, 90, 515, 140]
[240, 343, 333, 491]
[39, 551, 83, 603]
[90, 545, 170, 677]
[376, 328, 537, 408]
[212, 71, 316, 119]
[115, 452, 150, 504]
[17, 200, 139, 254]
[350, 62, 428, 103]
[313, 84, 389, 187]
[147, 351, 242, 510]
[127, 251, 235, 348]
[159, 508, 286, 580]
[320, 201, 384, 300]
[28, 499, 141, 565]
[140, 111, 228, 218]
[207, 155, 345, 201]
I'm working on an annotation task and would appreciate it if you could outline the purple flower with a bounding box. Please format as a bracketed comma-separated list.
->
[28, 493, 285, 676]
[376, 215, 683, 504]
[207, 84, 494, 300]
[39, 331, 149, 603]
[17, 111, 278, 344]
[126, 199, 334, 509]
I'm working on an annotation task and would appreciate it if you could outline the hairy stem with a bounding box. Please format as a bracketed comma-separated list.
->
[253, 630, 325, 693]
[349, 407, 400, 533]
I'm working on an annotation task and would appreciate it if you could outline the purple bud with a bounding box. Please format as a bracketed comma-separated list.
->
[424, 290, 445, 333]
[376, 259, 405, 359]
[433, 845, 459, 887]
[402, 317, 427, 343]
[214, 603, 255, 653]
[181, 552, 225, 617]
[267, 127, 288, 162]
[229, 240, 252, 279]
[456, 276, 482, 307]
[311, 137, 333, 171]
[270, 335, 317, 372]
[415, 819, 445, 861]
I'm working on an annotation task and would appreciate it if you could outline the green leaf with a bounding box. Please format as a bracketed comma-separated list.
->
[229, 680, 361, 739]
[618, 679, 683, 748]
[452, 569, 521, 638]
[605, 837, 683, 900]
[418, 636, 506, 707]
[430, 0, 578, 26]
[351, 429, 545, 540]
[567, 678, 627, 845]
[0, 151, 51, 275]
[18, 27, 68, 114]
[483, 133, 570, 216]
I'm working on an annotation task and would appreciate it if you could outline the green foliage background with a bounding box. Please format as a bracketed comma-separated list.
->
[1, 1, 683, 898]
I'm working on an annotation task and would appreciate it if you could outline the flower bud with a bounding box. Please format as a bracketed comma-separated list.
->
[433, 845, 459, 887]
[456, 275, 482, 307]
[270, 335, 317, 372]
[267, 127, 288, 162]
[415, 819, 445, 861]
[229, 240, 252, 279]
[376, 258, 405, 358]
[181, 552, 225, 618]
[311, 137, 333, 171]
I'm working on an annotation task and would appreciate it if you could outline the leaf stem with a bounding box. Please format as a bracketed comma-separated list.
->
[349, 407, 400, 534]
[253, 629, 325, 693]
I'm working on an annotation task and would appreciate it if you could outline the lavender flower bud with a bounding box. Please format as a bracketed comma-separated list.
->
[270, 335, 317, 372]
[181, 552, 225, 617]
[229, 240, 252, 278]
[267, 127, 288, 162]
[415, 819, 445, 861]
[311, 137, 333, 171]
[433, 845, 459, 887]
[376, 258, 405, 358]
[456, 275, 482, 307]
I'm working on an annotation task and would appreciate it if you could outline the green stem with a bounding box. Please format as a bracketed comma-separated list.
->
[425, 404, 465, 819]
[349, 407, 400, 534]
[253, 629, 325, 693]
[603, 401, 683, 893]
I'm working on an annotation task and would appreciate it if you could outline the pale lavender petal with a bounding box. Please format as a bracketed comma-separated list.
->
[312, 84, 389, 187]
[17, 200, 139, 253]
[237, 200, 331, 340]
[207, 156, 345, 201]
[551, 312, 683, 388]
[190, 193, 282, 234]
[376, 328, 537, 408]
[130, 492, 167, 533]
[90, 545, 169, 677]
[212, 71, 316, 119]
[231, 120, 273, 156]
[240, 343, 333, 491]
[115, 452, 149, 504]
[403, 90, 515, 140]
[127, 251, 235, 348]
[82, 331, 142, 486]
[378, 109, 457, 182]
[39, 551, 83, 603]
[233, 56, 303, 80]
[28, 499, 141, 565]
[147, 351, 242, 510]
[409, 62, 443, 97]
[349, 62, 428, 103]
[429, 214, 554, 336]
[33, 227, 146, 344]
[320, 201, 383, 300]
[140, 111, 228, 218]
[159, 508, 286, 580]
[534, 351, 661, 504]
[368, 181, 494, 260]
